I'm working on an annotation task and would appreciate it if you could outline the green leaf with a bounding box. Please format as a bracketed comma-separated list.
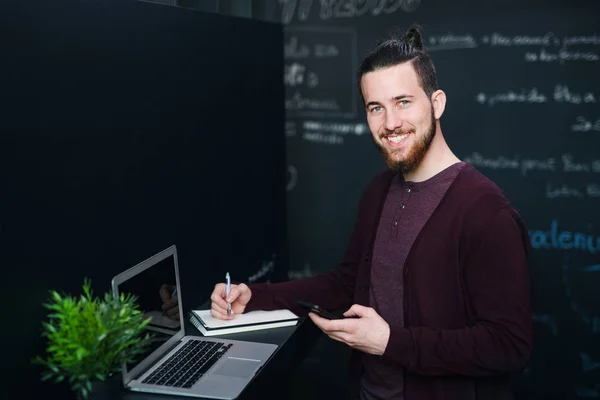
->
[51, 291, 62, 302]
[35, 278, 153, 389]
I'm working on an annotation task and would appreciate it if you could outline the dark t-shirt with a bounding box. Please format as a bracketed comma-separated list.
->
[360, 162, 467, 400]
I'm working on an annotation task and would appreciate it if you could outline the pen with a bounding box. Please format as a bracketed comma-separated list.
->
[226, 272, 231, 316]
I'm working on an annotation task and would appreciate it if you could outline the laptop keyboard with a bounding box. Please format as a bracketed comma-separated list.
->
[142, 339, 233, 388]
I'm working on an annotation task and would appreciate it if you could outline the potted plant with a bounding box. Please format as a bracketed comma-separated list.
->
[34, 278, 153, 400]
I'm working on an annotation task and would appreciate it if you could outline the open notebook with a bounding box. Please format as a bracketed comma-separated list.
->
[190, 309, 299, 336]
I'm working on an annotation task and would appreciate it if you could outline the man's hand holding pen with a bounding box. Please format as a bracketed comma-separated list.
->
[210, 276, 252, 321]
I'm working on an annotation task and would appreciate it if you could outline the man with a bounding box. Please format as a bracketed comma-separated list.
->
[210, 25, 532, 400]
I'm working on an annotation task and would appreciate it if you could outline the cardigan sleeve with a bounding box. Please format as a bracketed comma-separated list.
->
[381, 205, 532, 376]
[244, 220, 361, 317]
[244, 194, 370, 317]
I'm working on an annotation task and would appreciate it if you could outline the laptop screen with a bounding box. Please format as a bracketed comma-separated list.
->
[116, 252, 182, 374]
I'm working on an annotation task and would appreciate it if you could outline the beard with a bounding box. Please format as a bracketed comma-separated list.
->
[375, 107, 437, 174]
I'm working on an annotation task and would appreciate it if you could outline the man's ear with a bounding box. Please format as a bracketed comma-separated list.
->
[431, 89, 446, 119]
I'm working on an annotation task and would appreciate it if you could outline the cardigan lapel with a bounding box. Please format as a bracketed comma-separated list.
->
[355, 170, 397, 305]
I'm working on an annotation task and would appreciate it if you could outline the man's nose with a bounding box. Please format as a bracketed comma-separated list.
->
[384, 111, 403, 132]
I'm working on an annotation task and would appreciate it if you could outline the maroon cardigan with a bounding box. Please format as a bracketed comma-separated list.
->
[246, 164, 532, 399]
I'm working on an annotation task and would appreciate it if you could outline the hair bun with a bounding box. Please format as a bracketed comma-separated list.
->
[403, 25, 424, 51]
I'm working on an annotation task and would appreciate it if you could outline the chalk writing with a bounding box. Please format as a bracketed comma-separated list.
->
[315, 43, 339, 57]
[572, 116, 600, 132]
[288, 262, 315, 280]
[482, 32, 600, 63]
[399, 0, 421, 12]
[482, 32, 559, 47]
[285, 35, 341, 59]
[525, 49, 600, 63]
[287, 165, 298, 191]
[425, 31, 600, 63]
[280, 0, 312, 24]
[529, 220, 600, 253]
[247, 254, 276, 284]
[300, 120, 369, 145]
[522, 158, 557, 175]
[284, 62, 319, 88]
[563, 35, 600, 47]
[463, 152, 555, 176]
[427, 33, 477, 52]
[463, 153, 519, 171]
[464, 152, 599, 176]
[279, 0, 421, 24]
[284, 62, 304, 86]
[546, 183, 584, 199]
[475, 85, 596, 107]
[563, 154, 592, 173]
[546, 183, 600, 199]
[286, 92, 341, 111]
[588, 184, 600, 197]
[554, 85, 597, 104]
[284, 27, 357, 117]
[286, 122, 297, 137]
[285, 36, 310, 59]
[302, 131, 344, 145]
[303, 120, 368, 136]
[475, 88, 547, 107]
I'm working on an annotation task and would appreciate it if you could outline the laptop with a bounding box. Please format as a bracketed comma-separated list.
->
[111, 245, 278, 399]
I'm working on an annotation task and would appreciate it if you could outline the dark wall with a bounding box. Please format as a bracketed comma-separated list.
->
[278, 0, 600, 398]
[0, 0, 285, 397]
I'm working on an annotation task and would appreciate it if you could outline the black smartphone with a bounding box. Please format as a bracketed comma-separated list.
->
[296, 300, 347, 320]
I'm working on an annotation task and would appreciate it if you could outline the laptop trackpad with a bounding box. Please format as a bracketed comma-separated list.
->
[213, 358, 261, 378]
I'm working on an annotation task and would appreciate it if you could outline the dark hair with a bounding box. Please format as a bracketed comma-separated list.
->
[357, 25, 438, 102]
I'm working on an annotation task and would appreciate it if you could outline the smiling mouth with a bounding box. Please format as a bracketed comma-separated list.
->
[383, 132, 411, 147]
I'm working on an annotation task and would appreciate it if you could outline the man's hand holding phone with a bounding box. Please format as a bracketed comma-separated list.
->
[296, 300, 352, 320]
[300, 302, 391, 356]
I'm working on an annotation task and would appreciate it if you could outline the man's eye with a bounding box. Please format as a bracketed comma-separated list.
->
[370, 106, 381, 113]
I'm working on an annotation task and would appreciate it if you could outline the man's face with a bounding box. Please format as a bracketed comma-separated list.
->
[361, 62, 436, 174]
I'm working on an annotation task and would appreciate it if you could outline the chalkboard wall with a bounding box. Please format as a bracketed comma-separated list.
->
[279, 0, 600, 398]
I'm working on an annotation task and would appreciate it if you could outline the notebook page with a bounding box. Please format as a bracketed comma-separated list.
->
[192, 309, 298, 329]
